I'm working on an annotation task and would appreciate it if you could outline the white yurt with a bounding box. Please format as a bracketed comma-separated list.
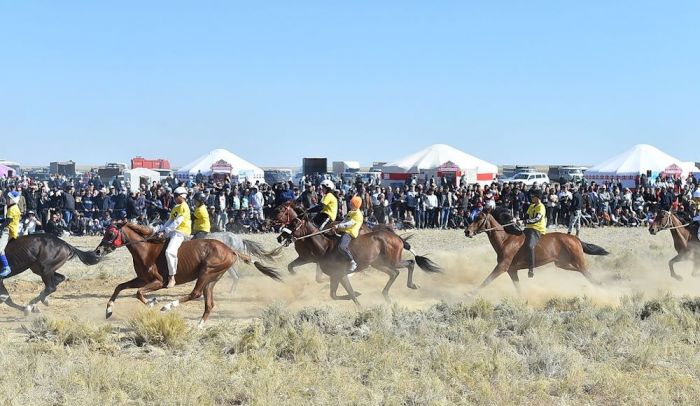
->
[123, 168, 160, 187]
[176, 149, 264, 182]
[585, 144, 696, 188]
[381, 144, 498, 187]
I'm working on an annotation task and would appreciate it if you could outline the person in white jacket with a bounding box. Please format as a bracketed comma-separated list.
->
[153, 186, 191, 288]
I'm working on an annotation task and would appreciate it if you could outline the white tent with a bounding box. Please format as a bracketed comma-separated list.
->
[176, 148, 264, 182]
[381, 144, 498, 186]
[585, 144, 695, 187]
[124, 168, 160, 187]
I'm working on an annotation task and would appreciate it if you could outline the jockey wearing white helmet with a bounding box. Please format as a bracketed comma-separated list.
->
[153, 186, 191, 288]
[308, 179, 338, 229]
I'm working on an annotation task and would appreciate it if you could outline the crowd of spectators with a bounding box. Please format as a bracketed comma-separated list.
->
[1, 169, 699, 238]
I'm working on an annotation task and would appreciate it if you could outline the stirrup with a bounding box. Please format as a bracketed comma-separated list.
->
[0, 267, 11, 278]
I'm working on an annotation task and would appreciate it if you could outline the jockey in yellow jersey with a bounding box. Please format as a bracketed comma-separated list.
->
[523, 189, 547, 279]
[192, 192, 211, 239]
[154, 186, 191, 288]
[309, 179, 338, 229]
[333, 195, 363, 273]
[0, 191, 22, 277]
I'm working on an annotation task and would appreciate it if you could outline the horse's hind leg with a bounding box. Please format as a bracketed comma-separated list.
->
[25, 269, 58, 315]
[468, 263, 509, 297]
[556, 260, 601, 286]
[136, 280, 167, 307]
[161, 273, 210, 312]
[199, 279, 221, 328]
[403, 259, 418, 289]
[377, 266, 400, 303]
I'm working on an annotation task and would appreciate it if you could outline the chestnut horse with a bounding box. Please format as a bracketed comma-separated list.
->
[275, 202, 441, 305]
[464, 208, 609, 294]
[648, 210, 700, 280]
[95, 223, 281, 327]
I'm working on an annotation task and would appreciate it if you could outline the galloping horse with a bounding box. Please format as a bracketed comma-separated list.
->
[275, 202, 441, 305]
[1, 234, 100, 314]
[648, 210, 700, 280]
[464, 208, 609, 294]
[95, 223, 281, 327]
[274, 201, 393, 280]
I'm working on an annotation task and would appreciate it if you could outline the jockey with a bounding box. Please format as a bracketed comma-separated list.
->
[692, 189, 700, 240]
[523, 189, 547, 279]
[309, 179, 338, 229]
[154, 186, 191, 288]
[333, 196, 363, 273]
[0, 191, 21, 277]
[192, 192, 211, 239]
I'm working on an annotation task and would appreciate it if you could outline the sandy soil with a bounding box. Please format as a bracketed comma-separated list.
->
[0, 226, 697, 336]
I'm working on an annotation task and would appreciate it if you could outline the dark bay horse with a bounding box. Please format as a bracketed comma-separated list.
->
[464, 208, 609, 294]
[1, 234, 100, 314]
[95, 223, 281, 327]
[648, 210, 700, 280]
[274, 201, 393, 281]
[276, 203, 441, 305]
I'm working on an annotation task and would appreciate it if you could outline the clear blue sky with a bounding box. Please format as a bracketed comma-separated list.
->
[1, 1, 698, 168]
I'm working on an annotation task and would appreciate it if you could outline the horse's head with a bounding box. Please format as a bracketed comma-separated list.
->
[649, 210, 670, 235]
[95, 224, 123, 256]
[465, 211, 490, 238]
[274, 201, 301, 226]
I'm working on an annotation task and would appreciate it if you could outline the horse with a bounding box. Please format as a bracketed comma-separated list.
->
[464, 208, 609, 294]
[274, 201, 395, 282]
[648, 210, 700, 280]
[1, 233, 100, 314]
[276, 203, 441, 305]
[199, 232, 283, 293]
[95, 223, 281, 327]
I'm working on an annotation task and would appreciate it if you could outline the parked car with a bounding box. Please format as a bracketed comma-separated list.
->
[502, 171, 550, 187]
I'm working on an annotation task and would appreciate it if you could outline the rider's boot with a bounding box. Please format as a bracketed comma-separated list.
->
[528, 268, 534, 279]
[347, 259, 358, 274]
[0, 255, 11, 278]
[166, 275, 176, 288]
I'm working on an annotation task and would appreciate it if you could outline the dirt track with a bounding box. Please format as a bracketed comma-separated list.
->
[0, 226, 697, 336]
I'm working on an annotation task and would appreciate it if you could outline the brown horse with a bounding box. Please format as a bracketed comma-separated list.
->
[275, 201, 392, 281]
[648, 210, 700, 280]
[95, 223, 281, 327]
[275, 202, 441, 305]
[464, 208, 609, 294]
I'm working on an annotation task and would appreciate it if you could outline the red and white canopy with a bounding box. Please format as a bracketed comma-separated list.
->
[381, 144, 497, 185]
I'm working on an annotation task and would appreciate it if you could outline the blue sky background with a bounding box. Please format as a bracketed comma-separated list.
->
[1, 1, 698, 167]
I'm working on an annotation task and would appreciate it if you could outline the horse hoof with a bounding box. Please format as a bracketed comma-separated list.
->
[147, 298, 158, 308]
[32, 306, 41, 314]
[41, 298, 50, 306]
[197, 320, 205, 329]
[408, 284, 419, 290]
[354, 292, 362, 298]
[672, 274, 684, 281]
[24, 305, 33, 316]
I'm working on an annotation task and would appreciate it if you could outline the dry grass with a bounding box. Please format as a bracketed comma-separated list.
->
[0, 297, 697, 405]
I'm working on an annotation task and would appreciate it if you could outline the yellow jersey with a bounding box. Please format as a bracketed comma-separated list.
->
[321, 192, 338, 221]
[6, 205, 21, 239]
[170, 203, 192, 235]
[341, 209, 364, 238]
[526, 202, 547, 235]
[193, 204, 210, 233]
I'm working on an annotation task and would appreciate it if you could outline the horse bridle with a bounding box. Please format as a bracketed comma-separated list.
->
[470, 213, 515, 236]
[102, 224, 159, 248]
[653, 210, 689, 232]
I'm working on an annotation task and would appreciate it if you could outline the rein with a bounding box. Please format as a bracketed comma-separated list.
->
[655, 210, 690, 232]
[293, 227, 335, 241]
[481, 221, 515, 233]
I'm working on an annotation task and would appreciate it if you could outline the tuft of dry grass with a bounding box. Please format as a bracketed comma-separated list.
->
[127, 309, 191, 349]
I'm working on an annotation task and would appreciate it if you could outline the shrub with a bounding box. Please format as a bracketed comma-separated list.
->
[127, 310, 190, 349]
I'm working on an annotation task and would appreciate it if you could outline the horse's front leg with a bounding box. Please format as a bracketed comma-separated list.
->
[669, 252, 688, 281]
[136, 280, 167, 307]
[468, 261, 510, 297]
[107, 277, 146, 318]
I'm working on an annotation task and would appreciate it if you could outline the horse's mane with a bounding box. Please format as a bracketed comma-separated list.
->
[490, 207, 523, 236]
[124, 223, 154, 236]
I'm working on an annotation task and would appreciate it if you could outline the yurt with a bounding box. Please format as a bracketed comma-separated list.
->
[176, 149, 264, 182]
[585, 144, 695, 188]
[381, 144, 497, 187]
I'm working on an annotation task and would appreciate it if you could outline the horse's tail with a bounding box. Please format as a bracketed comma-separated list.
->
[581, 241, 610, 256]
[232, 250, 282, 281]
[399, 236, 442, 273]
[241, 239, 283, 262]
[69, 245, 101, 265]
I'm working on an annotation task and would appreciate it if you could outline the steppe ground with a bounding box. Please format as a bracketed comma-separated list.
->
[0, 226, 698, 405]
